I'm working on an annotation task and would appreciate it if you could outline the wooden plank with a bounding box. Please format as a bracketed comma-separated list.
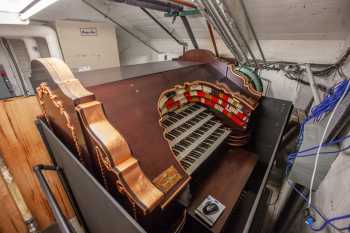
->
[0, 173, 27, 233]
[0, 96, 74, 232]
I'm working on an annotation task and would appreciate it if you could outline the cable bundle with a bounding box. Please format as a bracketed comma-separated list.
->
[297, 79, 350, 148]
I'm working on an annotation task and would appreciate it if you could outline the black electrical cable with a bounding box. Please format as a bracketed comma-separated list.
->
[312, 47, 350, 77]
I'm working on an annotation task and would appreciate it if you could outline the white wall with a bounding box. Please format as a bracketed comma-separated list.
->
[55, 20, 120, 72]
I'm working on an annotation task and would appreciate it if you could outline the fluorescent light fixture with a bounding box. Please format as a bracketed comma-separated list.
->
[20, 0, 60, 20]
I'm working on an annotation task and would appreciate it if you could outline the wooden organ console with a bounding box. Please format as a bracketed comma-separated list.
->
[30, 50, 263, 233]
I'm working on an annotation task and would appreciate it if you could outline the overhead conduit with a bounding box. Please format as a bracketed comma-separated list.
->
[0, 24, 62, 59]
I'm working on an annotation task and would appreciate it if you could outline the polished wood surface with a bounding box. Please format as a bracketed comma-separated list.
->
[188, 148, 257, 233]
[0, 96, 74, 232]
[75, 61, 201, 88]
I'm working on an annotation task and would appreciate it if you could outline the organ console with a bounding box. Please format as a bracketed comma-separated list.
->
[31, 49, 262, 232]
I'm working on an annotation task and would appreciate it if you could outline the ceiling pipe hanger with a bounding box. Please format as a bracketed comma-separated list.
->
[111, 0, 183, 13]
[111, 0, 200, 50]
[140, 7, 188, 48]
[180, 15, 199, 49]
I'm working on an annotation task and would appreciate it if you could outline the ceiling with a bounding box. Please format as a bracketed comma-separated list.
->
[32, 0, 350, 41]
[1, 0, 35, 12]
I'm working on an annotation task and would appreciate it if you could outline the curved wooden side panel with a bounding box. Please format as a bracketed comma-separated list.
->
[37, 83, 84, 163]
[32, 58, 95, 170]
[31, 58, 164, 215]
[76, 101, 164, 214]
[227, 64, 262, 99]
[178, 49, 262, 99]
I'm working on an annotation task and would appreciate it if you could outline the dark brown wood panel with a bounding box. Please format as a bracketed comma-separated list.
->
[189, 148, 257, 233]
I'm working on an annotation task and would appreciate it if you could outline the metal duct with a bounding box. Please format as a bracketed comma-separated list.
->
[0, 24, 62, 59]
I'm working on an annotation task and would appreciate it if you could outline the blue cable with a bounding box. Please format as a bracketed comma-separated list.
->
[297, 80, 350, 148]
[284, 143, 350, 181]
[286, 135, 350, 176]
[289, 79, 350, 170]
[288, 144, 350, 161]
[288, 180, 350, 232]
[289, 134, 350, 158]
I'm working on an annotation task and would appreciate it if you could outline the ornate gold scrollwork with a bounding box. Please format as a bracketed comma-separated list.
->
[36, 82, 84, 164]
[95, 146, 138, 219]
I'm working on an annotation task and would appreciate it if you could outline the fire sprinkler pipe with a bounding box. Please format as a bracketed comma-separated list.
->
[221, 1, 258, 66]
[209, 0, 249, 64]
[207, 21, 219, 57]
[171, 0, 219, 57]
[170, 0, 197, 9]
[140, 8, 187, 47]
[200, 0, 242, 62]
[238, 0, 266, 62]
[111, 0, 183, 12]
[180, 16, 199, 49]
[0, 24, 62, 59]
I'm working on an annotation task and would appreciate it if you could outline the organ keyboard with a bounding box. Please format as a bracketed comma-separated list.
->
[161, 103, 231, 174]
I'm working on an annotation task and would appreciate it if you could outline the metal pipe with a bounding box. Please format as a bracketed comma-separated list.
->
[204, 7, 238, 60]
[207, 21, 219, 57]
[222, 1, 258, 66]
[306, 63, 321, 104]
[82, 0, 161, 54]
[201, 0, 240, 60]
[210, 1, 248, 63]
[140, 8, 187, 47]
[111, 0, 182, 12]
[201, 0, 243, 62]
[239, 0, 266, 62]
[170, 0, 196, 8]
[34, 165, 76, 233]
[198, 1, 230, 52]
[180, 16, 199, 49]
